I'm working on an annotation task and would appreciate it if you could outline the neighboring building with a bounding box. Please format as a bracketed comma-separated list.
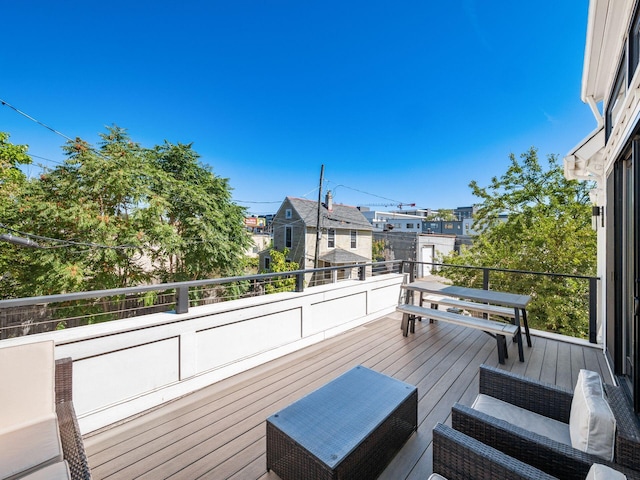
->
[423, 220, 463, 236]
[564, 0, 640, 411]
[246, 233, 271, 258]
[261, 193, 373, 283]
[453, 206, 475, 220]
[360, 210, 425, 233]
[373, 231, 456, 277]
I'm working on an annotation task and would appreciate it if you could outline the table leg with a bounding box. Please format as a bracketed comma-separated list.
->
[521, 308, 532, 347]
[513, 308, 525, 362]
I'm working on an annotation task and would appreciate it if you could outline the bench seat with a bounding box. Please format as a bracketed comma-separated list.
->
[396, 304, 518, 364]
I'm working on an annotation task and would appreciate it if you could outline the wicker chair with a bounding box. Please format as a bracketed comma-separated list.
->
[55, 358, 92, 480]
[451, 365, 640, 480]
[432, 423, 558, 479]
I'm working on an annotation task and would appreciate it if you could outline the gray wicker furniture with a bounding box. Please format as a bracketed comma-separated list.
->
[451, 365, 640, 480]
[266, 365, 417, 480]
[432, 423, 558, 479]
[55, 358, 92, 480]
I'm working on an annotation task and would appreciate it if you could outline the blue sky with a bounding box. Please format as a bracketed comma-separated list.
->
[1, 1, 595, 215]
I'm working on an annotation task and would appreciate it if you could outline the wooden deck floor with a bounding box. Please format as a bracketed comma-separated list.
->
[83, 312, 612, 480]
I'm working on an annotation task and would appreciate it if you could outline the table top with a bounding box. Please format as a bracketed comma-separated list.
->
[404, 281, 531, 309]
[267, 365, 416, 469]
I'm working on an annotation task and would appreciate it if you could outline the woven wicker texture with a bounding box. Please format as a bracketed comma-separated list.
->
[432, 423, 557, 480]
[55, 358, 92, 480]
[266, 365, 417, 480]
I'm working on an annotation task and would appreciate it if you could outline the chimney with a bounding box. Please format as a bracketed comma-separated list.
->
[326, 190, 333, 212]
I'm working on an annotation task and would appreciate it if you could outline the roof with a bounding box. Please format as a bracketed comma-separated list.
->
[564, 125, 605, 182]
[286, 197, 373, 230]
[581, 0, 633, 102]
[318, 248, 370, 264]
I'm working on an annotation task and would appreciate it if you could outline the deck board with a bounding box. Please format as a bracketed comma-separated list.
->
[84, 311, 611, 480]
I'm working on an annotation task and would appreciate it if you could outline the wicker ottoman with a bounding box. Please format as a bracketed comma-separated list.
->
[266, 365, 418, 480]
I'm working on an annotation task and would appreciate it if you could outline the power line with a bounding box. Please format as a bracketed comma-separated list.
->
[325, 180, 409, 205]
[0, 223, 138, 251]
[0, 98, 110, 161]
[0, 98, 75, 143]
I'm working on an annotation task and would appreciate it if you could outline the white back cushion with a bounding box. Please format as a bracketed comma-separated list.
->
[569, 369, 616, 461]
[0, 341, 55, 430]
[586, 463, 626, 480]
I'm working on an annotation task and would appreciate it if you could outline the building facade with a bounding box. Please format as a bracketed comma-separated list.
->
[564, 0, 640, 412]
[262, 194, 373, 281]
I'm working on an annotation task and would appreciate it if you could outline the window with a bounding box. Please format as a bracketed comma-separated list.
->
[406, 223, 414, 229]
[630, 4, 640, 79]
[285, 209, 292, 219]
[607, 52, 628, 140]
[285, 226, 292, 248]
[264, 257, 271, 271]
[328, 228, 335, 248]
[350, 230, 357, 248]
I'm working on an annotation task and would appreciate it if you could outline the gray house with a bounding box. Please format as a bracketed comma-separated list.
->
[261, 193, 373, 282]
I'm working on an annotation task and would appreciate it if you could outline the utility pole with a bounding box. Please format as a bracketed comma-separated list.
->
[314, 165, 324, 269]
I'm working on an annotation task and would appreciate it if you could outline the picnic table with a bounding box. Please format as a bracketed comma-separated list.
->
[399, 281, 532, 363]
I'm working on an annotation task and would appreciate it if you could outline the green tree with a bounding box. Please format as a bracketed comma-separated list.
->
[0, 133, 33, 297]
[263, 248, 299, 293]
[440, 148, 596, 337]
[148, 140, 251, 281]
[2, 126, 251, 299]
[372, 239, 385, 261]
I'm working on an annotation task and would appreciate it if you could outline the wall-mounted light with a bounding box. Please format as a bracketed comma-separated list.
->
[591, 206, 604, 230]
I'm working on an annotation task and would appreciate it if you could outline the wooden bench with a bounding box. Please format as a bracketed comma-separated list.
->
[397, 304, 519, 364]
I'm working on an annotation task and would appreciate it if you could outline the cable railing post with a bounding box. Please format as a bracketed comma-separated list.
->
[296, 272, 305, 292]
[359, 264, 366, 281]
[589, 277, 597, 344]
[175, 286, 189, 314]
[482, 268, 490, 290]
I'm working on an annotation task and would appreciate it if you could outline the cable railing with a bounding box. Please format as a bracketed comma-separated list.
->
[0, 261, 404, 339]
[0, 259, 599, 343]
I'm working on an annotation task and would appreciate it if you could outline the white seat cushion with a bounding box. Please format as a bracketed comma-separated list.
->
[586, 463, 626, 480]
[0, 416, 63, 480]
[569, 370, 616, 461]
[19, 461, 71, 480]
[472, 394, 572, 446]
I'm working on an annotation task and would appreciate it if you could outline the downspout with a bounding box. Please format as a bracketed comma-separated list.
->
[586, 95, 604, 128]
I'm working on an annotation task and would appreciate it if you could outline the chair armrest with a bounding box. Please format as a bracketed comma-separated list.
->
[55, 358, 92, 480]
[451, 403, 640, 480]
[606, 384, 640, 472]
[479, 365, 573, 423]
[433, 423, 557, 480]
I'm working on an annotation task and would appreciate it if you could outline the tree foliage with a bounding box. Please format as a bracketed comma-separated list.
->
[0, 127, 251, 299]
[440, 148, 596, 337]
[263, 248, 299, 294]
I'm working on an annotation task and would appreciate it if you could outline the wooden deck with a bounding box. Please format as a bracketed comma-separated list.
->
[83, 311, 612, 480]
